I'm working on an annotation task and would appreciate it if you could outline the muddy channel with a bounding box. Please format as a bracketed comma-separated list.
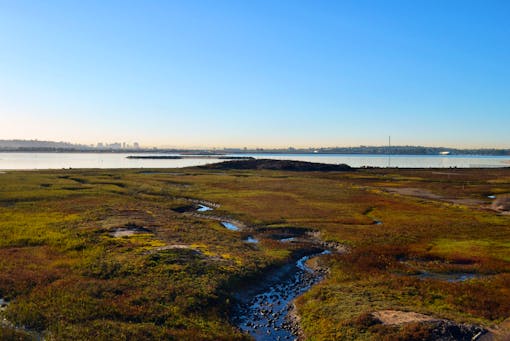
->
[175, 201, 337, 340]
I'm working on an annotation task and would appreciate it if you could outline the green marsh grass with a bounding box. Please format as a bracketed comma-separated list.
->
[0, 168, 509, 339]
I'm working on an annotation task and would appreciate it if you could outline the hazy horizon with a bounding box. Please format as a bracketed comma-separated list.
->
[1, 1, 509, 148]
[2, 138, 510, 151]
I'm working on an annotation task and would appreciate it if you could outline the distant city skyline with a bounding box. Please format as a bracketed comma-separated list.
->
[1, 1, 509, 148]
[2, 138, 510, 153]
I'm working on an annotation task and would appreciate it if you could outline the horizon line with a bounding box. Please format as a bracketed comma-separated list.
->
[1, 139, 510, 151]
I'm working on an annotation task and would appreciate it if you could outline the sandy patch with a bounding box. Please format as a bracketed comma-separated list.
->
[479, 317, 510, 341]
[431, 172, 462, 176]
[372, 310, 438, 325]
[491, 195, 510, 213]
[385, 187, 485, 206]
[449, 198, 485, 205]
[384, 187, 443, 200]
[153, 244, 191, 251]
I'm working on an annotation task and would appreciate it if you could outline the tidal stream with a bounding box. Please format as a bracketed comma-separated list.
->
[233, 251, 330, 340]
[190, 202, 332, 340]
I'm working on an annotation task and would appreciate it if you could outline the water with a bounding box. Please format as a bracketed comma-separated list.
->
[197, 204, 213, 212]
[0, 152, 220, 170]
[235, 251, 330, 340]
[244, 236, 259, 243]
[221, 222, 240, 231]
[279, 237, 296, 243]
[234, 153, 510, 168]
[296, 250, 331, 273]
[0, 152, 509, 170]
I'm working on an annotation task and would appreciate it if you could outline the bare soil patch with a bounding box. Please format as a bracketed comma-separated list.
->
[385, 187, 485, 206]
[372, 310, 438, 325]
[384, 187, 443, 200]
[491, 195, 510, 213]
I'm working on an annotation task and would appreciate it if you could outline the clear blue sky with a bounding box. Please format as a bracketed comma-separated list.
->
[1, 0, 509, 148]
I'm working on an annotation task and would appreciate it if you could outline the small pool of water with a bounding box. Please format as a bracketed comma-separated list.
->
[279, 237, 296, 243]
[488, 195, 496, 199]
[0, 297, 8, 310]
[244, 236, 259, 243]
[221, 222, 240, 231]
[197, 204, 213, 212]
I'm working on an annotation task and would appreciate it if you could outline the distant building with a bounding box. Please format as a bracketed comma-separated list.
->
[133, 142, 140, 149]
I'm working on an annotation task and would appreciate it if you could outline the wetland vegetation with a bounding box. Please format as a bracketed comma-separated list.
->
[0, 163, 509, 340]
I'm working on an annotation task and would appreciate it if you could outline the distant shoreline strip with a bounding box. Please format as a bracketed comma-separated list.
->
[126, 155, 254, 160]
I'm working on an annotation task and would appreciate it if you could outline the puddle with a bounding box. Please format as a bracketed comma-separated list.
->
[172, 205, 196, 213]
[279, 237, 296, 243]
[221, 222, 240, 231]
[197, 204, 213, 212]
[0, 297, 8, 311]
[173, 202, 217, 213]
[244, 236, 259, 243]
[373, 220, 383, 225]
[488, 195, 496, 199]
[259, 227, 312, 243]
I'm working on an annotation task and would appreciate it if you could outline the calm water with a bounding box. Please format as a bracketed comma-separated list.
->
[0, 152, 509, 170]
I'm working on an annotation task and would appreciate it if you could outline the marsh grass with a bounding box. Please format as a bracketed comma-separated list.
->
[0, 168, 509, 339]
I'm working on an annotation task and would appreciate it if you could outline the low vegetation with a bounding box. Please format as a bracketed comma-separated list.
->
[0, 166, 509, 340]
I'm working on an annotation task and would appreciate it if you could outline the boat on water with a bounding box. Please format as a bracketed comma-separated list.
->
[439, 151, 451, 155]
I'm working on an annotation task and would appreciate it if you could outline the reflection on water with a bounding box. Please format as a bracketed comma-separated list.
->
[0, 153, 221, 170]
[0, 152, 509, 170]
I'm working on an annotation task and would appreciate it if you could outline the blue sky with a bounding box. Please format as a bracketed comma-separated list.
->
[1, 0, 509, 148]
